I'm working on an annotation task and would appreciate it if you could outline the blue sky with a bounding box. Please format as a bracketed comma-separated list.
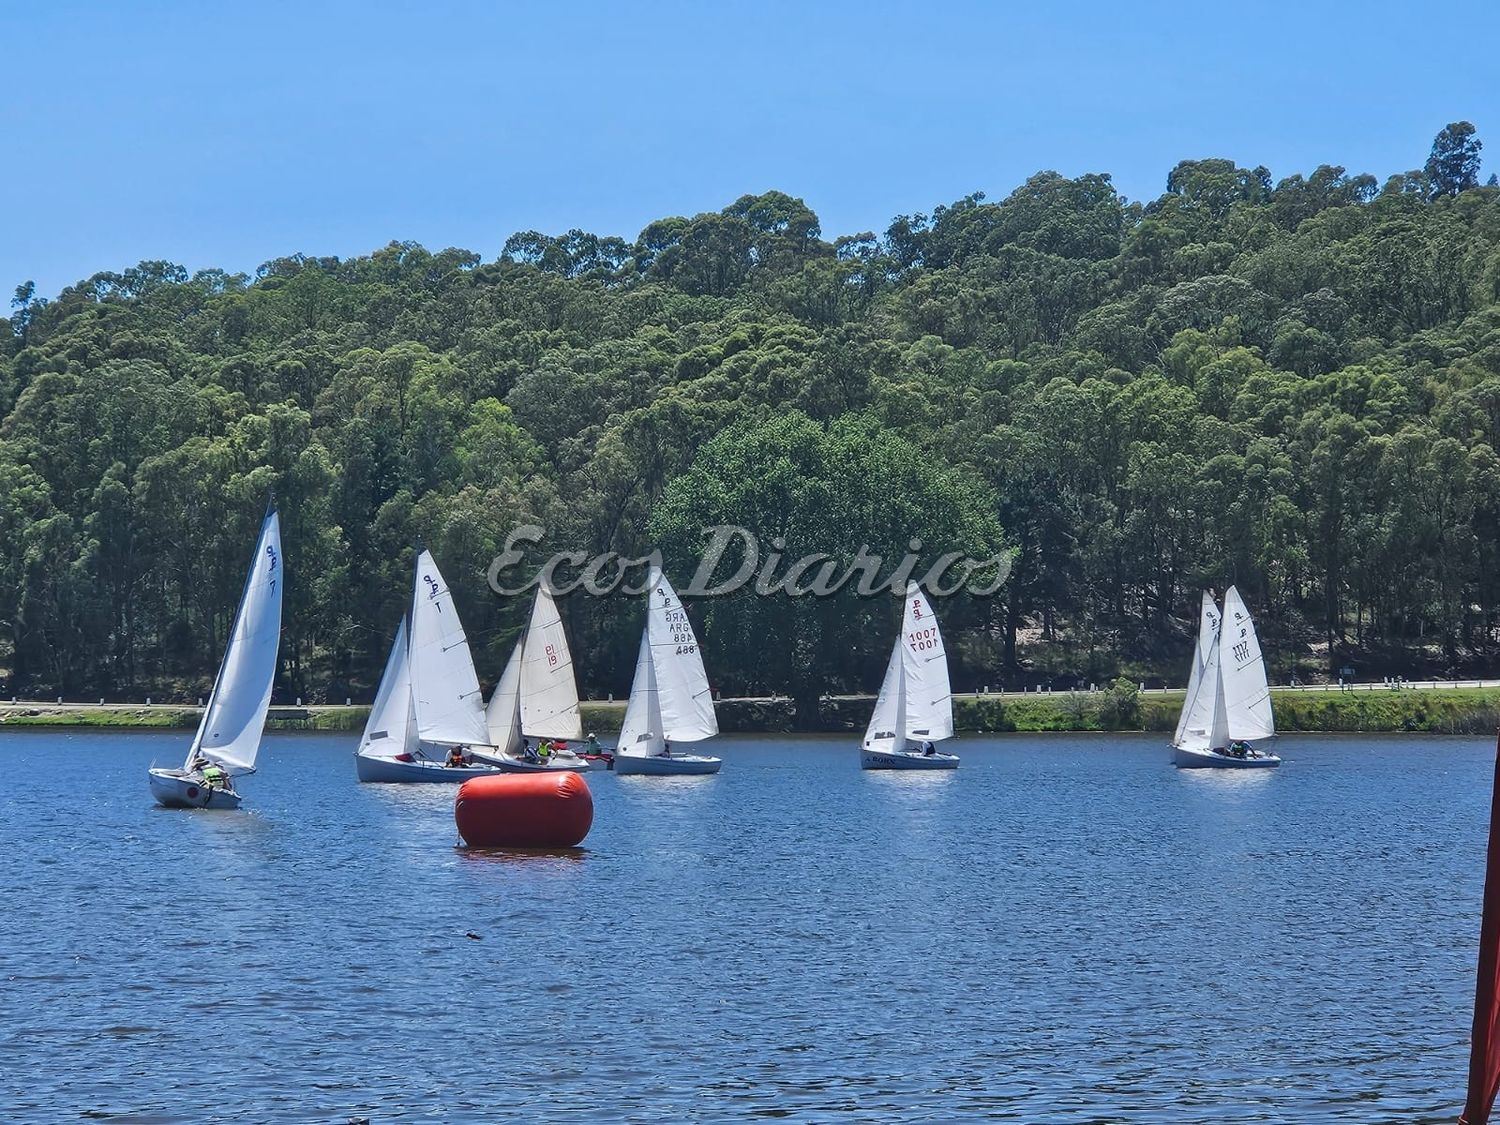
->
[3, 0, 1497, 298]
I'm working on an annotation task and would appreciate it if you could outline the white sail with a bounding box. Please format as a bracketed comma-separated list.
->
[645, 568, 718, 743]
[1176, 613, 1230, 751]
[409, 549, 489, 747]
[616, 630, 662, 759]
[862, 640, 905, 751]
[519, 581, 583, 740]
[187, 506, 283, 775]
[1220, 585, 1275, 740]
[1172, 591, 1221, 746]
[357, 617, 417, 759]
[899, 585, 953, 743]
[484, 642, 524, 753]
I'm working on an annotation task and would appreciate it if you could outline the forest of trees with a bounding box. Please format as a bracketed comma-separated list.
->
[3, 123, 1499, 713]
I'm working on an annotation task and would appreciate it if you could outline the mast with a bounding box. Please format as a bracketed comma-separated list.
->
[1462, 732, 1500, 1125]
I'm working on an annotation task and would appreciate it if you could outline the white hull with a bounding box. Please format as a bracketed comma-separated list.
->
[1171, 745, 1281, 769]
[473, 749, 600, 774]
[148, 768, 243, 810]
[614, 753, 721, 776]
[355, 754, 502, 783]
[860, 748, 959, 771]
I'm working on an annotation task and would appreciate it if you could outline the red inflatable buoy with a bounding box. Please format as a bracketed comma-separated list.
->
[454, 771, 594, 848]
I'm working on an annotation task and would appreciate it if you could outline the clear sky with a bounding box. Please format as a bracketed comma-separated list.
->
[3, 0, 1497, 298]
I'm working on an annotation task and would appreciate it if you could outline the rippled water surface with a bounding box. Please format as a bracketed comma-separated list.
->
[0, 730, 1489, 1123]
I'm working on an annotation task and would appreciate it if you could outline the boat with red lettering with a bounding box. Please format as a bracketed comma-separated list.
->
[860, 584, 958, 770]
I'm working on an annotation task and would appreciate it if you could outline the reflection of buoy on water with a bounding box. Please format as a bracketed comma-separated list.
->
[454, 772, 593, 848]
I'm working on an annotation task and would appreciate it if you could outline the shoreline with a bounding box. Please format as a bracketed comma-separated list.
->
[3, 683, 1499, 735]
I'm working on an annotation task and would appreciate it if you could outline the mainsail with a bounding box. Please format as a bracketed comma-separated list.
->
[186, 505, 283, 775]
[900, 584, 953, 743]
[408, 549, 488, 747]
[1219, 585, 1275, 741]
[518, 581, 583, 740]
[357, 617, 416, 759]
[645, 569, 717, 743]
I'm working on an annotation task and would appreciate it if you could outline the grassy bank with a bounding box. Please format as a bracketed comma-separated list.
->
[3, 686, 1499, 735]
[0, 704, 370, 731]
[960, 686, 1500, 735]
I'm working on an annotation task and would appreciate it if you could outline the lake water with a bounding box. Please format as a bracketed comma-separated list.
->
[0, 730, 1489, 1123]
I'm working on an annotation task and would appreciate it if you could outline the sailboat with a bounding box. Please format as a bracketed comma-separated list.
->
[614, 567, 721, 776]
[148, 502, 284, 809]
[1171, 585, 1281, 769]
[353, 614, 500, 782]
[355, 550, 503, 782]
[860, 584, 958, 770]
[473, 580, 598, 773]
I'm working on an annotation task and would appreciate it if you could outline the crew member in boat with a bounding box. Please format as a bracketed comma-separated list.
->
[584, 732, 602, 755]
[661, 742, 672, 758]
[446, 746, 468, 768]
[522, 740, 539, 763]
[201, 761, 228, 789]
[538, 740, 553, 764]
[921, 740, 936, 756]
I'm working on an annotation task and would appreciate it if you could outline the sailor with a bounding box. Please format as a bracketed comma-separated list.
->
[201, 761, 227, 789]
[522, 740, 539, 763]
[538, 740, 552, 763]
[921, 740, 936, 756]
[446, 746, 466, 768]
[584, 732, 602, 755]
[661, 742, 672, 758]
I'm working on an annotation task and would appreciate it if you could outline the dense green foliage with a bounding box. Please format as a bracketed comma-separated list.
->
[5, 124, 1500, 710]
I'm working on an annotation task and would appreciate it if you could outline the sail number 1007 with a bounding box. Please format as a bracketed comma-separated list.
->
[907, 627, 939, 651]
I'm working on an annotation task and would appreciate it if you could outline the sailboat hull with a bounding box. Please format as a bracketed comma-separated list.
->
[860, 748, 960, 770]
[473, 750, 601, 774]
[614, 753, 721, 776]
[1171, 745, 1281, 769]
[355, 754, 502, 783]
[148, 768, 243, 810]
